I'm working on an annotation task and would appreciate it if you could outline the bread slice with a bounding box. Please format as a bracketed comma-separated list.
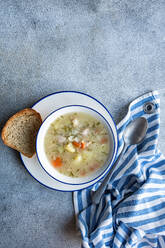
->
[1, 108, 42, 158]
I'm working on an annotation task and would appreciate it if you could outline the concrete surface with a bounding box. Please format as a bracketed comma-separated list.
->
[0, 0, 165, 247]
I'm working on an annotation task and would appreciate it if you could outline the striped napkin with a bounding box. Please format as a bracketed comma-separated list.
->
[73, 91, 165, 248]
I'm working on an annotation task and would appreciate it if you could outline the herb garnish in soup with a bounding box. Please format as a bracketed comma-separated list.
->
[44, 112, 110, 177]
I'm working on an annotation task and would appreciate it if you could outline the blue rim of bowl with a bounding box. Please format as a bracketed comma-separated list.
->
[20, 90, 119, 191]
[36, 104, 116, 185]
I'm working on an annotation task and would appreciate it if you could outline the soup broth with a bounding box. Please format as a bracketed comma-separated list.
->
[44, 112, 110, 177]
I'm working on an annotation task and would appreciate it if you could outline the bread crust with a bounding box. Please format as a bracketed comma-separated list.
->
[1, 108, 42, 158]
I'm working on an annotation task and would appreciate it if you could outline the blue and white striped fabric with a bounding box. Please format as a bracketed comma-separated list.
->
[73, 91, 165, 248]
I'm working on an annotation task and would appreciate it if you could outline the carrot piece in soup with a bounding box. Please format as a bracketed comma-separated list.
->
[100, 137, 108, 144]
[90, 167, 95, 172]
[52, 157, 63, 167]
[90, 163, 99, 171]
[72, 141, 81, 148]
[80, 170, 86, 176]
[80, 141, 85, 149]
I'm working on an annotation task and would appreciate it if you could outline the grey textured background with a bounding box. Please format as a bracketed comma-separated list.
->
[0, 0, 165, 247]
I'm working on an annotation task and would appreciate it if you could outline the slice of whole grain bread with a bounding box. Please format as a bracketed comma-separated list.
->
[1, 108, 42, 158]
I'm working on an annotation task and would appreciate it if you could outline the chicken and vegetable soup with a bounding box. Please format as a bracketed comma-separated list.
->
[44, 112, 110, 177]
